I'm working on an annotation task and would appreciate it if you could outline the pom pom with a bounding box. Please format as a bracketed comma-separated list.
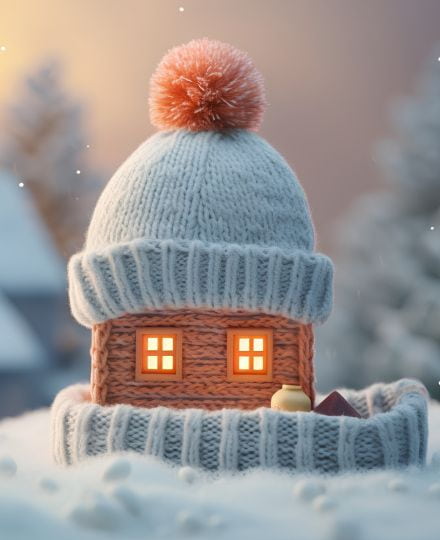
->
[149, 38, 266, 132]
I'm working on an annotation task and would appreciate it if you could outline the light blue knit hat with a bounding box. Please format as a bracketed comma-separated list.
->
[68, 39, 333, 328]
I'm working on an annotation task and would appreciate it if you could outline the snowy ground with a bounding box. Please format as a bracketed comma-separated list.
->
[0, 403, 440, 540]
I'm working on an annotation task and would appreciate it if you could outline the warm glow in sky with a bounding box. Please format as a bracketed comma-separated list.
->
[1, 0, 440, 248]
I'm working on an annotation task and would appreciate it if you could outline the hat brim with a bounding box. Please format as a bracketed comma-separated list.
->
[68, 238, 333, 328]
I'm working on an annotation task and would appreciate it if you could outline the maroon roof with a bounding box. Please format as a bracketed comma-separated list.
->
[313, 391, 361, 418]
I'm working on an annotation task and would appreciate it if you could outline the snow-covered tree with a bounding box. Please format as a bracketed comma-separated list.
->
[0, 60, 102, 257]
[316, 47, 440, 398]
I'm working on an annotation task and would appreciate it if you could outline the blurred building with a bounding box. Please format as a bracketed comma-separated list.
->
[0, 290, 47, 417]
[0, 169, 66, 417]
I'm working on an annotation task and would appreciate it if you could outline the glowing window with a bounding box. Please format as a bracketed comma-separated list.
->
[136, 328, 182, 381]
[227, 329, 273, 382]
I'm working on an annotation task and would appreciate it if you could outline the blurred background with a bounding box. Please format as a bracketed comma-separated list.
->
[0, 0, 439, 417]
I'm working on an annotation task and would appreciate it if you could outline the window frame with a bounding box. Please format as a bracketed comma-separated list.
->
[226, 328, 273, 382]
[135, 328, 183, 381]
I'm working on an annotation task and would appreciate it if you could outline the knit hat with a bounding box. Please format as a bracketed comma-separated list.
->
[68, 38, 333, 328]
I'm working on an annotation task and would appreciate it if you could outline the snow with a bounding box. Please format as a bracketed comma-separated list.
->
[0, 291, 45, 369]
[0, 170, 65, 294]
[0, 401, 439, 539]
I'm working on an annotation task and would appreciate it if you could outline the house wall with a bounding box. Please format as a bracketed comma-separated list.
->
[91, 309, 315, 410]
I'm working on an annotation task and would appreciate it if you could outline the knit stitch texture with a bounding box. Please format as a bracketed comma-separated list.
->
[68, 129, 333, 327]
[51, 378, 428, 472]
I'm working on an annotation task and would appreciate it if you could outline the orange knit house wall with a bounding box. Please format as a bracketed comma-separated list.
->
[91, 309, 315, 410]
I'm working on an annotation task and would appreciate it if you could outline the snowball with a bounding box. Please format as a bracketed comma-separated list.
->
[428, 483, 440, 498]
[0, 456, 17, 478]
[39, 477, 58, 493]
[431, 450, 440, 469]
[329, 519, 361, 540]
[111, 485, 142, 516]
[70, 492, 120, 531]
[176, 510, 203, 535]
[293, 479, 326, 502]
[207, 514, 225, 529]
[177, 466, 198, 484]
[312, 495, 337, 512]
[102, 458, 131, 482]
[387, 478, 408, 492]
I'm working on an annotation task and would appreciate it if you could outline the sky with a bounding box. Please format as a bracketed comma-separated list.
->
[1, 0, 440, 251]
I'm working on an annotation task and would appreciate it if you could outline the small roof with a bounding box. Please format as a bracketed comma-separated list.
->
[0, 290, 46, 370]
[0, 170, 65, 294]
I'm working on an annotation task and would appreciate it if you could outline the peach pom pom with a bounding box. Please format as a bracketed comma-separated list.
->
[149, 38, 267, 132]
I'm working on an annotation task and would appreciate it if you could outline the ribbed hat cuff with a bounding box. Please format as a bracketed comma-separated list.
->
[68, 238, 333, 328]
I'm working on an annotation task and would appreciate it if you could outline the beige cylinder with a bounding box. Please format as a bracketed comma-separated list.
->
[271, 384, 311, 412]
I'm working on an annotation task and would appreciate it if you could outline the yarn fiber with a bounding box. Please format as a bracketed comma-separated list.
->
[51, 378, 428, 472]
[68, 129, 333, 327]
[89, 310, 315, 410]
[149, 38, 267, 131]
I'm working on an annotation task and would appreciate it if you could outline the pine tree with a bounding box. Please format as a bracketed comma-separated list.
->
[0, 60, 101, 257]
[316, 47, 440, 397]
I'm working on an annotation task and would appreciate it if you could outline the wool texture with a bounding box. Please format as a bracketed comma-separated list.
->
[51, 378, 428, 472]
[90, 310, 315, 410]
[149, 38, 267, 132]
[68, 129, 333, 328]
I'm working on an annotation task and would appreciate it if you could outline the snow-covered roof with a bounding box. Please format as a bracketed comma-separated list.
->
[0, 170, 65, 294]
[0, 291, 46, 370]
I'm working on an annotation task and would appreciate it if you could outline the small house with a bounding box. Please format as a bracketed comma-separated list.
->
[67, 38, 333, 413]
[51, 40, 428, 476]
[90, 309, 315, 410]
